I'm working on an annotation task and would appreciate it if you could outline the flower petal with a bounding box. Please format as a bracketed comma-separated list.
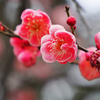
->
[49, 25, 65, 37]
[19, 24, 30, 39]
[79, 58, 100, 81]
[39, 11, 51, 24]
[78, 47, 100, 80]
[41, 41, 55, 63]
[22, 15, 33, 24]
[41, 35, 54, 45]
[21, 9, 34, 20]
[54, 30, 76, 47]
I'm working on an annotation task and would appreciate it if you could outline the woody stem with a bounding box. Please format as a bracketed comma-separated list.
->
[0, 30, 21, 38]
[65, 5, 88, 52]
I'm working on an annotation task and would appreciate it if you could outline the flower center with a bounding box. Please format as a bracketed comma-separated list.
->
[31, 20, 40, 32]
[48, 37, 67, 60]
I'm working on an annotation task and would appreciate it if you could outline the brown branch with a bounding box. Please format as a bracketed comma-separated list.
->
[1, 22, 14, 34]
[70, 60, 78, 64]
[0, 30, 21, 38]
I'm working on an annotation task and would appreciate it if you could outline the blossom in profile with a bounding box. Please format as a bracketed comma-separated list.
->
[78, 47, 100, 81]
[41, 25, 77, 64]
[19, 9, 51, 46]
[18, 51, 36, 67]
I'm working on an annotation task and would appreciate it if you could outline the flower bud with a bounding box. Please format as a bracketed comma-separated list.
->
[66, 16, 76, 26]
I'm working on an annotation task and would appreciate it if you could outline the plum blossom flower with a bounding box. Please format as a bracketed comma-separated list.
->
[78, 47, 100, 81]
[10, 37, 40, 67]
[19, 9, 51, 46]
[41, 25, 77, 64]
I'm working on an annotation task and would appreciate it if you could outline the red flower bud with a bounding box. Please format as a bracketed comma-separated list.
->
[66, 16, 76, 26]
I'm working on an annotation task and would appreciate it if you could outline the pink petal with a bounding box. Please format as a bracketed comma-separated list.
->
[41, 41, 55, 63]
[55, 50, 72, 62]
[56, 45, 77, 63]
[22, 15, 33, 24]
[41, 35, 54, 45]
[39, 11, 51, 24]
[14, 24, 21, 35]
[21, 9, 34, 20]
[18, 51, 36, 67]
[29, 33, 41, 47]
[13, 47, 23, 56]
[67, 46, 77, 62]
[58, 60, 68, 64]
[49, 25, 65, 37]
[60, 43, 68, 50]
[10, 37, 22, 47]
[19, 24, 30, 39]
[54, 30, 76, 47]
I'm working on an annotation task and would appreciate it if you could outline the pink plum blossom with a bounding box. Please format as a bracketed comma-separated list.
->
[41, 25, 77, 64]
[95, 31, 100, 49]
[10, 37, 40, 67]
[19, 9, 51, 46]
[18, 51, 36, 67]
[78, 47, 100, 80]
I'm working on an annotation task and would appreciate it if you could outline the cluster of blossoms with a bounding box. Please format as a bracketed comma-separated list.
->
[10, 25, 40, 67]
[10, 37, 40, 67]
[10, 9, 51, 67]
[10, 9, 78, 67]
[4, 7, 100, 81]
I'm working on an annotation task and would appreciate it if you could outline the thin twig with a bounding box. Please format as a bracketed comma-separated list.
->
[65, 6, 75, 35]
[1, 22, 14, 34]
[65, 5, 89, 52]
[0, 30, 21, 38]
[70, 60, 78, 64]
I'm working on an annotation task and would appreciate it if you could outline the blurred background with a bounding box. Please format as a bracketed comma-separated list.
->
[0, 0, 100, 100]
